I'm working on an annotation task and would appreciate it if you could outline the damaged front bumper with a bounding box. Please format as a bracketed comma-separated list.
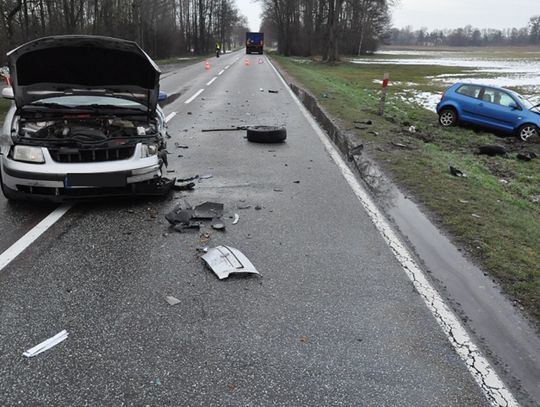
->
[1, 144, 174, 201]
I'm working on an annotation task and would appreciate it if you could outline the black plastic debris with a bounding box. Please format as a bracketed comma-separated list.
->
[477, 144, 506, 157]
[165, 205, 194, 225]
[177, 175, 199, 183]
[449, 166, 467, 177]
[237, 204, 251, 210]
[193, 202, 224, 219]
[268, 90, 279, 94]
[517, 151, 538, 161]
[175, 142, 189, 149]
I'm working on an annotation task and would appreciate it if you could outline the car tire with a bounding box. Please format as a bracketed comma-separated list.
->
[438, 108, 457, 127]
[517, 124, 538, 142]
[246, 126, 287, 143]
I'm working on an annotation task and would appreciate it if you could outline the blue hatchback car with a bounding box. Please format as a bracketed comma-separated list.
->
[436, 83, 540, 141]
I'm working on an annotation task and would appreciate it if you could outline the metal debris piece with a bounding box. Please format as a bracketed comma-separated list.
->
[174, 142, 189, 149]
[177, 175, 199, 183]
[202, 246, 259, 280]
[212, 223, 226, 231]
[198, 175, 213, 182]
[193, 202, 224, 219]
[201, 126, 250, 132]
[173, 182, 196, 191]
[196, 246, 209, 253]
[165, 295, 181, 306]
[232, 214, 240, 225]
[237, 204, 251, 210]
[23, 330, 68, 357]
[273, 187, 283, 192]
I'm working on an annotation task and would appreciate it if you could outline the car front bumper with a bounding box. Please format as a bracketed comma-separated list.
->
[1, 144, 173, 201]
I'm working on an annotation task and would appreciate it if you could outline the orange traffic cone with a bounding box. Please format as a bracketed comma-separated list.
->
[205, 60, 211, 70]
[244, 58, 250, 66]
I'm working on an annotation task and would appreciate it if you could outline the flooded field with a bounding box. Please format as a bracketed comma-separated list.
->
[351, 48, 540, 111]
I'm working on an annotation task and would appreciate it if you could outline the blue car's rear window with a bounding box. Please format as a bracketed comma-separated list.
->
[456, 85, 481, 99]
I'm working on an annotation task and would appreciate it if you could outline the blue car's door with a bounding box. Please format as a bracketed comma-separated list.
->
[469, 87, 520, 131]
[453, 84, 484, 124]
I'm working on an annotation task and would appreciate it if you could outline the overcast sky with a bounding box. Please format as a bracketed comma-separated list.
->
[235, 0, 262, 31]
[234, 0, 539, 32]
[392, 0, 539, 30]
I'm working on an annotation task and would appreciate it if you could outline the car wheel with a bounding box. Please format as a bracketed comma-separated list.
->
[246, 126, 287, 143]
[518, 124, 538, 141]
[439, 108, 457, 127]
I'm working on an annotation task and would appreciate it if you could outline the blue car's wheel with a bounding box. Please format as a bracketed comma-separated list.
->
[518, 124, 538, 142]
[438, 108, 457, 127]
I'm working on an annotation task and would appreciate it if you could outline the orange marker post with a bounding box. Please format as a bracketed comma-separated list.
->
[378, 72, 390, 116]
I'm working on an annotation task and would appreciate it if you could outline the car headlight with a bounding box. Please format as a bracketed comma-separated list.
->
[12, 145, 45, 163]
[141, 143, 158, 158]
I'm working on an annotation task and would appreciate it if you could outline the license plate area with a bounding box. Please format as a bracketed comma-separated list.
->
[64, 173, 127, 188]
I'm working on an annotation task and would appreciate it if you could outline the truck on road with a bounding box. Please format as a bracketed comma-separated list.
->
[246, 32, 264, 54]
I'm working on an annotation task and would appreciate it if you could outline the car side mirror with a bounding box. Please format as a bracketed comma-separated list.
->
[158, 91, 168, 102]
[1, 87, 14, 100]
[509, 102, 520, 110]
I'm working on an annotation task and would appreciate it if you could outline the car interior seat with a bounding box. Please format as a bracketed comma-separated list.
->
[482, 94, 492, 103]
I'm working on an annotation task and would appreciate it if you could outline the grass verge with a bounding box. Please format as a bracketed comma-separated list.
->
[272, 54, 540, 323]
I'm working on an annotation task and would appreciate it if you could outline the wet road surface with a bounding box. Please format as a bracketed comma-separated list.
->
[0, 50, 523, 406]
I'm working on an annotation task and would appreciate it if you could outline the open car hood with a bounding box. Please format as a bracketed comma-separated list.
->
[7, 35, 161, 112]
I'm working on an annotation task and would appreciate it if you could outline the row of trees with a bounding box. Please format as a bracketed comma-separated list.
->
[0, 0, 249, 60]
[259, 0, 394, 61]
[390, 16, 540, 47]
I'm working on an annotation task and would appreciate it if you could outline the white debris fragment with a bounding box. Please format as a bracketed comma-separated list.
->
[165, 295, 181, 306]
[202, 246, 259, 280]
[23, 330, 68, 357]
[232, 213, 240, 225]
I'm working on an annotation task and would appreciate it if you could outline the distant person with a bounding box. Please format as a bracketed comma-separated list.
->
[215, 42, 221, 57]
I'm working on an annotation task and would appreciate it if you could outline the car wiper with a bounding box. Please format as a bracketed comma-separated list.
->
[82, 104, 146, 113]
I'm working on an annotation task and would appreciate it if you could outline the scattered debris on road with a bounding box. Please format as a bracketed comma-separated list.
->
[23, 330, 68, 357]
[237, 203, 251, 210]
[178, 175, 199, 183]
[202, 246, 260, 280]
[165, 295, 181, 306]
[477, 144, 507, 157]
[173, 181, 196, 191]
[211, 223, 226, 231]
[198, 174, 213, 182]
[268, 90, 279, 94]
[193, 202, 224, 219]
[273, 187, 283, 192]
[174, 142, 189, 149]
[449, 166, 467, 177]
[201, 126, 250, 132]
[232, 214, 239, 224]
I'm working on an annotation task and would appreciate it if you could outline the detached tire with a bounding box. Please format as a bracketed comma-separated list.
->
[247, 126, 287, 144]
[438, 108, 458, 127]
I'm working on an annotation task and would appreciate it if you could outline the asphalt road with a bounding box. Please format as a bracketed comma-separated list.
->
[0, 50, 503, 406]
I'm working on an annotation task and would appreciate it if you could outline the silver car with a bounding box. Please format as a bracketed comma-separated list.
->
[0, 35, 173, 201]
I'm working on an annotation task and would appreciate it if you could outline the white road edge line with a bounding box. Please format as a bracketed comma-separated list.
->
[165, 112, 177, 123]
[224, 65, 230, 70]
[218, 70, 225, 76]
[206, 77, 218, 86]
[0, 204, 71, 272]
[184, 88, 205, 104]
[266, 56, 518, 407]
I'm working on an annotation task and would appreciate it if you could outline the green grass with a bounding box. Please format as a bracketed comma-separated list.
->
[273, 54, 540, 323]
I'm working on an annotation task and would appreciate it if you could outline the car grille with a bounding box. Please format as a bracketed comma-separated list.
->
[48, 146, 136, 163]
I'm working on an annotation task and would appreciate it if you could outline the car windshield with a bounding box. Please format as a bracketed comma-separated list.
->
[32, 95, 146, 111]
[510, 91, 537, 110]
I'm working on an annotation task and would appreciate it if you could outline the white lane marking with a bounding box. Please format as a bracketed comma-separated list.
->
[267, 57, 518, 407]
[224, 65, 230, 70]
[0, 205, 71, 272]
[184, 88, 204, 104]
[218, 70, 225, 76]
[206, 77, 217, 86]
[165, 112, 177, 123]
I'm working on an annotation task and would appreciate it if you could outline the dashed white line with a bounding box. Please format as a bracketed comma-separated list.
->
[0, 205, 72, 272]
[164, 112, 177, 123]
[224, 65, 230, 70]
[218, 70, 225, 76]
[267, 56, 518, 407]
[206, 77, 218, 86]
[184, 88, 204, 104]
